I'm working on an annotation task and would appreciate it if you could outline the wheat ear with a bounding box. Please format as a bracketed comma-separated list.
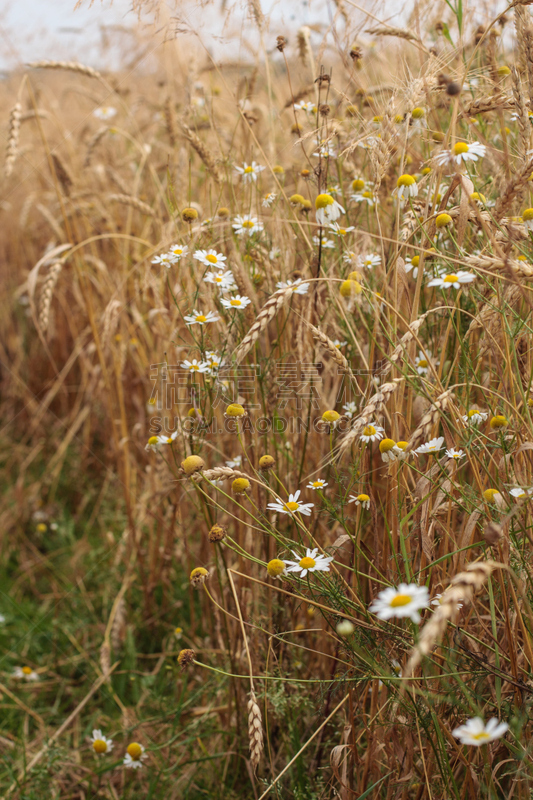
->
[38, 262, 63, 334]
[27, 60, 102, 79]
[5, 102, 22, 178]
[231, 286, 295, 365]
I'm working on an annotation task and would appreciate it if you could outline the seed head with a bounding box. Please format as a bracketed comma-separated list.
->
[182, 207, 198, 223]
[232, 477, 251, 494]
[177, 648, 196, 669]
[181, 455, 205, 475]
[209, 523, 227, 543]
[259, 454, 275, 470]
[190, 566, 208, 587]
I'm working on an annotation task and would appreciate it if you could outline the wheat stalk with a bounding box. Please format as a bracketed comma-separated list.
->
[337, 380, 403, 458]
[406, 389, 453, 452]
[231, 286, 297, 365]
[84, 126, 109, 168]
[108, 194, 157, 217]
[27, 60, 102, 79]
[179, 120, 224, 183]
[5, 102, 22, 178]
[248, 690, 264, 769]
[403, 561, 498, 679]
[493, 154, 533, 219]
[38, 262, 63, 334]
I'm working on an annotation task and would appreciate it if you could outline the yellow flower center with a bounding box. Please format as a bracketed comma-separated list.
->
[467, 409, 479, 417]
[352, 179, 365, 191]
[396, 441, 407, 450]
[206, 254, 218, 264]
[357, 494, 370, 502]
[453, 142, 469, 155]
[285, 501, 300, 512]
[22, 666, 32, 675]
[215, 275, 223, 283]
[299, 556, 316, 569]
[148, 436, 158, 445]
[523, 208, 533, 221]
[411, 255, 420, 266]
[471, 732, 491, 742]
[322, 410, 340, 423]
[244, 166, 254, 173]
[397, 174, 415, 187]
[242, 220, 254, 228]
[379, 438, 396, 453]
[191, 364, 200, 370]
[312, 481, 323, 488]
[315, 193, 334, 209]
[267, 559, 286, 577]
[93, 739, 108, 754]
[196, 314, 207, 322]
[338, 228, 347, 235]
[484, 488, 497, 501]
[230, 299, 242, 306]
[390, 594, 412, 608]
[127, 742, 143, 760]
[362, 425, 376, 437]
[362, 191, 372, 198]
[443, 274, 459, 283]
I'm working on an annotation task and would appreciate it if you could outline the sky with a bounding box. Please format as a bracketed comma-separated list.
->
[0, 0, 387, 72]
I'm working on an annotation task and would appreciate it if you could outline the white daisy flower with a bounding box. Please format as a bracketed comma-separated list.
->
[358, 253, 381, 270]
[452, 717, 508, 747]
[393, 174, 418, 201]
[405, 255, 421, 278]
[414, 350, 438, 375]
[205, 351, 224, 373]
[433, 141, 486, 167]
[262, 192, 277, 207]
[351, 190, 378, 207]
[313, 140, 336, 158]
[446, 448, 465, 460]
[369, 582, 430, 623]
[427, 271, 475, 289]
[348, 493, 370, 509]
[523, 209, 533, 231]
[232, 215, 264, 236]
[294, 101, 317, 113]
[306, 479, 328, 490]
[415, 436, 445, 455]
[91, 729, 114, 755]
[315, 194, 345, 226]
[285, 547, 334, 578]
[379, 439, 402, 462]
[168, 244, 188, 260]
[180, 359, 210, 374]
[14, 666, 39, 681]
[312, 235, 335, 249]
[463, 409, 488, 425]
[184, 310, 219, 326]
[221, 294, 251, 310]
[509, 487, 533, 499]
[0, 613, 5, 623]
[204, 270, 237, 292]
[155, 431, 179, 446]
[226, 456, 242, 469]
[275, 279, 310, 295]
[267, 490, 314, 516]
[193, 249, 227, 269]
[93, 106, 117, 121]
[342, 401, 358, 417]
[329, 222, 355, 236]
[151, 252, 176, 267]
[123, 743, 147, 769]
[234, 161, 265, 183]
[431, 593, 463, 609]
[332, 339, 347, 348]
[360, 423, 385, 443]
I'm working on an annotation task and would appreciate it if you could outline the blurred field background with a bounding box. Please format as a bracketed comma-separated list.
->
[3, 0, 533, 798]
